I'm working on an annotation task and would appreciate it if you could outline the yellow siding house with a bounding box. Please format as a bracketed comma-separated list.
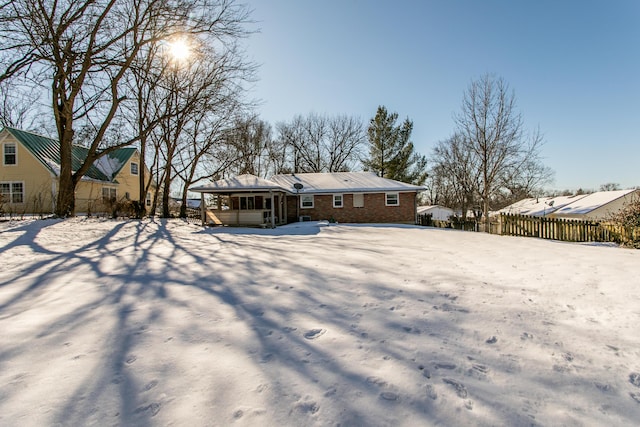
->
[0, 127, 155, 216]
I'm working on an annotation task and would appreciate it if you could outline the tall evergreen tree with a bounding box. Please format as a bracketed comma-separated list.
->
[363, 106, 428, 185]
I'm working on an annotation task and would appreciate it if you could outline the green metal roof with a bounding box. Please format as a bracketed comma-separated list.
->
[3, 127, 136, 182]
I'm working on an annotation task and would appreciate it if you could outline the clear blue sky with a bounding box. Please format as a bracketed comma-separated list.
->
[242, 0, 640, 191]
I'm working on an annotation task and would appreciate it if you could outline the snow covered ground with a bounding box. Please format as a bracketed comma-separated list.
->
[1, 218, 640, 426]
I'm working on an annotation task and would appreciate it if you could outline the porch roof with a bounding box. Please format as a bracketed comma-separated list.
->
[190, 174, 293, 194]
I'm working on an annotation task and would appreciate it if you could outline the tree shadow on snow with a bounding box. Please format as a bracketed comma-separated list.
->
[1, 219, 638, 426]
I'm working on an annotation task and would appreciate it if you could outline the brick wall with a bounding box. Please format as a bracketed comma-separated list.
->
[285, 192, 417, 224]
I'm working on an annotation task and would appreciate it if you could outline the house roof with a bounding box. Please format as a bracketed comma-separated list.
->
[271, 172, 426, 194]
[497, 195, 587, 217]
[552, 189, 638, 216]
[190, 174, 291, 193]
[417, 205, 455, 214]
[498, 189, 639, 217]
[2, 127, 137, 182]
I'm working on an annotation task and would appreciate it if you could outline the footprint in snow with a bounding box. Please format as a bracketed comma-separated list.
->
[629, 373, 640, 387]
[425, 384, 438, 400]
[443, 378, 468, 398]
[380, 391, 399, 401]
[134, 402, 160, 417]
[304, 329, 326, 340]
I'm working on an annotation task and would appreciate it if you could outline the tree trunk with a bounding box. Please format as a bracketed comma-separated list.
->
[55, 125, 76, 217]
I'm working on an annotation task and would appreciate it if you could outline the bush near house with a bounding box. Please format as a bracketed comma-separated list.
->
[607, 196, 640, 248]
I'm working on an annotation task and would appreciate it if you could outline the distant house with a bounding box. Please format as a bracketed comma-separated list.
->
[550, 189, 639, 220]
[0, 127, 155, 215]
[417, 205, 455, 221]
[498, 189, 640, 220]
[190, 172, 426, 227]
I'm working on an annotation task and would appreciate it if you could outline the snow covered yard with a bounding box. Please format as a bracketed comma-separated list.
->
[1, 218, 639, 427]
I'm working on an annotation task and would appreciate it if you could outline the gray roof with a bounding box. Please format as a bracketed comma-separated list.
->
[190, 174, 291, 193]
[271, 172, 426, 194]
[191, 172, 426, 195]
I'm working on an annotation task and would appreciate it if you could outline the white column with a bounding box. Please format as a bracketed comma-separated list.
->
[270, 190, 275, 228]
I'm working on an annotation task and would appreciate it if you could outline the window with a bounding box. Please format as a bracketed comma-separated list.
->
[333, 194, 343, 208]
[130, 162, 139, 175]
[300, 194, 314, 208]
[353, 193, 364, 208]
[146, 192, 151, 207]
[0, 182, 24, 203]
[385, 192, 399, 206]
[3, 143, 16, 165]
[102, 187, 117, 203]
[239, 196, 255, 210]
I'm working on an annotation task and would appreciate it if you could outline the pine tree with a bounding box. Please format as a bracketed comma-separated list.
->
[363, 106, 428, 185]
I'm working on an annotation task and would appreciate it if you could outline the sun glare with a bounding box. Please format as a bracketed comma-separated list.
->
[168, 39, 191, 62]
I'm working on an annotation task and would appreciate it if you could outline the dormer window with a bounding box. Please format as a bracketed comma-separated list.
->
[3, 142, 16, 165]
[130, 162, 139, 175]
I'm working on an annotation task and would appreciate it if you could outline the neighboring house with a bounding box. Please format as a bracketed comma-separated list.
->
[417, 205, 455, 221]
[550, 189, 640, 220]
[498, 189, 640, 220]
[0, 127, 155, 215]
[190, 171, 426, 226]
[496, 195, 587, 217]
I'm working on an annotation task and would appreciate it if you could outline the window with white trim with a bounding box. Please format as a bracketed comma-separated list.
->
[3, 143, 16, 165]
[353, 193, 364, 208]
[146, 192, 151, 207]
[333, 194, 343, 208]
[0, 181, 23, 203]
[130, 162, 139, 175]
[102, 187, 117, 203]
[385, 192, 399, 206]
[300, 194, 314, 208]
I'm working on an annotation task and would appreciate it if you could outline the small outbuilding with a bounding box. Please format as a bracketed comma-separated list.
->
[417, 205, 455, 221]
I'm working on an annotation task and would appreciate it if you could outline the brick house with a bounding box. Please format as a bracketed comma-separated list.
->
[190, 172, 425, 226]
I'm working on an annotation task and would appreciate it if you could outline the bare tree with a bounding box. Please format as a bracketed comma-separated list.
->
[0, 0, 252, 216]
[276, 113, 365, 173]
[430, 133, 479, 219]
[600, 182, 621, 192]
[0, 82, 41, 129]
[453, 74, 552, 230]
[222, 115, 273, 177]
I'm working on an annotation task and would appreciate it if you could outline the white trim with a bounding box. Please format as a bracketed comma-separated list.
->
[2, 141, 17, 166]
[333, 194, 343, 208]
[0, 180, 25, 204]
[385, 192, 399, 206]
[300, 194, 314, 209]
[102, 186, 117, 202]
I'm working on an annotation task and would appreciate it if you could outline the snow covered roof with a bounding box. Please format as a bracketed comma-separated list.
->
[498, 195, 587, 217]
[498, 189, 639, 217]
[553, 189, 639, 216]
[417, 205, 454, 214]
[271, 172, 426, 194]
[190, 174, 291, 193]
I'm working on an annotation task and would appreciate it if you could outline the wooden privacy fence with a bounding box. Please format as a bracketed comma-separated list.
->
[500, 213, 639, 245]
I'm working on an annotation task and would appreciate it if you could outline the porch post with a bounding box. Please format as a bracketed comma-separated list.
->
[270, 190, 275, 228]
[283, 193, 288, 225]
[200, 192, 206, 226]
